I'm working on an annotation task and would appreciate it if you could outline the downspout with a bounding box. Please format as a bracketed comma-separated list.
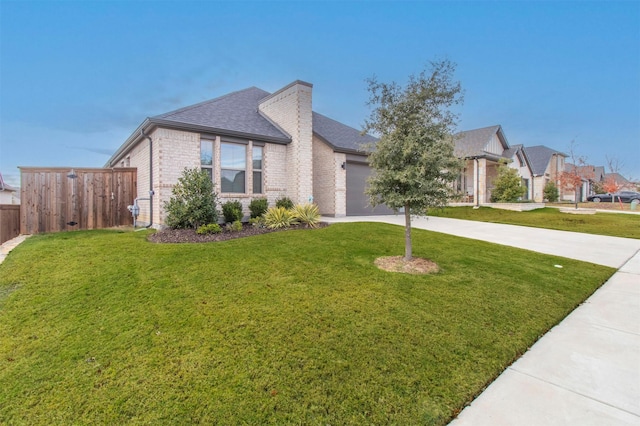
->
[141, 129, 154, 228]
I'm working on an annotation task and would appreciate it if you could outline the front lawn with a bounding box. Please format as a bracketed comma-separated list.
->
[429, 206, 640, 239]
[0, 224, 614, 424]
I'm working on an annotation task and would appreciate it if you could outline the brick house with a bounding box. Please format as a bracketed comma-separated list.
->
[107, 80, 392, 227]
[454, 125, 533, 204]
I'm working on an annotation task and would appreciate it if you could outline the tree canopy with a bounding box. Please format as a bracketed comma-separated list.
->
[363, 60, 463, 260]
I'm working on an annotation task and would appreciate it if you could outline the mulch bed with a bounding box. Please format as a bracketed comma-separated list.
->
[148, 222, 329, 243]
[374, 256, 439, 275]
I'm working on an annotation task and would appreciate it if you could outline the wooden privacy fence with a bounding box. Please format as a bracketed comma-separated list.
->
[0, 205, 20, 244]
[20, 167, 137, 234]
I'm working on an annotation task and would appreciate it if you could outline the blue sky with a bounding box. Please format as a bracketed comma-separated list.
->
[1, 0, 639, 187]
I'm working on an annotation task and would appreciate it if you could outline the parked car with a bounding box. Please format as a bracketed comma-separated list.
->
[587, 191, 640, 203]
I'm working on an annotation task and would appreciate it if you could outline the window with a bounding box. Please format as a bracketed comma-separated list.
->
[252, 146, 263, 194]
[221, 142, 246, 193]
[201, 140, 214, 182]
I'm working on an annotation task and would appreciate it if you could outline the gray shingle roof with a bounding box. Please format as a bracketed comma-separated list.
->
[312, 112, 377, 153]
[153, 87, 290, 142]
[453, 125, 502, 158]
[145, 85, 376, 153]
[523, 145, 566, 176]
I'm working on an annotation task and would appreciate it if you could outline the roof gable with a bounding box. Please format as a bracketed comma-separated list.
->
[523, 145, 567, 176]
[604, 172, 631, 185]
[312, 112, 377, 153]
[454, 125, 509, 158]
[153, 87, 290, 141]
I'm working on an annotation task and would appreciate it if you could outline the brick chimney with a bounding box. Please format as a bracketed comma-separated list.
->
[258, 81, 313, 204]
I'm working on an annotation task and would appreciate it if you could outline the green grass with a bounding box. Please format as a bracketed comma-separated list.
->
[429, 206, 640, 239]
[0, 224, 614, 425]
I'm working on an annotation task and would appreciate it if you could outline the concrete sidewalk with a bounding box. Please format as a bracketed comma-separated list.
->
[0, 234, 30, 265]
[323, 215, 640, 425]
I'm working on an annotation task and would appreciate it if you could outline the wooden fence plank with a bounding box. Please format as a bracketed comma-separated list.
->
[19, 167, 137, 234]
[0, 205, 21, 244]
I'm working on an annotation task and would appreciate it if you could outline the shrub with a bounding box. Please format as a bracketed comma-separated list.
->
[222, 200, 243, 223]
[249, 198, 269, 218]
[165, 168, 218, 229]
[264, 206, 298, 229]
[490, 160, 526, 203]
[291, 203, 321, 228]
[226, 220, 243, 232]
[196, 223, 222, 235]
[544, 181, 559, 202]
[249, 216, 266, 228]
[275, 196, 294, 210]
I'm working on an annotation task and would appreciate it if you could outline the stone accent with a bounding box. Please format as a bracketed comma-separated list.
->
[259, 81, 314, 204]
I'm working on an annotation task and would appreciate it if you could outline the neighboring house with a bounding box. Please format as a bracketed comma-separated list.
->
[593, 166, 606, 186]
[107, 80, 392, 227]
[502, 144, 534, 201]
[563, 163, 593, 202]
[522, 145, 567, 202]
[603, 172, 636, 192]
[454, 125, 533, 204]
[0, 172, 19, 204]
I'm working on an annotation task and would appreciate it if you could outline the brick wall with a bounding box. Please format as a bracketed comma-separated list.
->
[126, 133, 152, 225]
[312, 136, 346, 216]
[156, 128, 200, 224]
[264, 142, 288, 206]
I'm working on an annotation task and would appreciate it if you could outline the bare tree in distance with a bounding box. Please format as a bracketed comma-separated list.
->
[605, 155, 624, 174]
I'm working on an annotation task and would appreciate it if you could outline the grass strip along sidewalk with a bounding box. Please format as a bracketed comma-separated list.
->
[0, 223, 614, 425]
[429, 206, 640, 239]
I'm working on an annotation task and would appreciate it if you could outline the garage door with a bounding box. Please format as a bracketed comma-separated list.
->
[346, 162, 395, 216]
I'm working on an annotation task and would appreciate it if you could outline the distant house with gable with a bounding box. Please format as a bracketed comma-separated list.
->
[522, 145, 567, 202]
[603, 172, 636, 192]
[454, 125, 533, 204]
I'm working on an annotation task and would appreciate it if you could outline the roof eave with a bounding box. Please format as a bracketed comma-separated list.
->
[106, 117, 292, 167]
[106, 118, 151, 167]
[150, 118, 292, 144]
[312, 131, 371, 156]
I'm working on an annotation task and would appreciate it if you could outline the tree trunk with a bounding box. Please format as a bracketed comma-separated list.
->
[404, 203, 412, 261]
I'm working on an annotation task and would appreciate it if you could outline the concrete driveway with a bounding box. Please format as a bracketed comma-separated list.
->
[323, 214, 640, 425]
[322, 215, 640, 268]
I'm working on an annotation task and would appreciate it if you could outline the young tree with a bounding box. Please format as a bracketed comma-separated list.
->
[490, 160, 526, 202]
[363, 60, 463, 261]
[559, 140, 592, 209]
[165, 168, 219, 229]
[602, 175, 621, 203]
[543, 181, 559, 202]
